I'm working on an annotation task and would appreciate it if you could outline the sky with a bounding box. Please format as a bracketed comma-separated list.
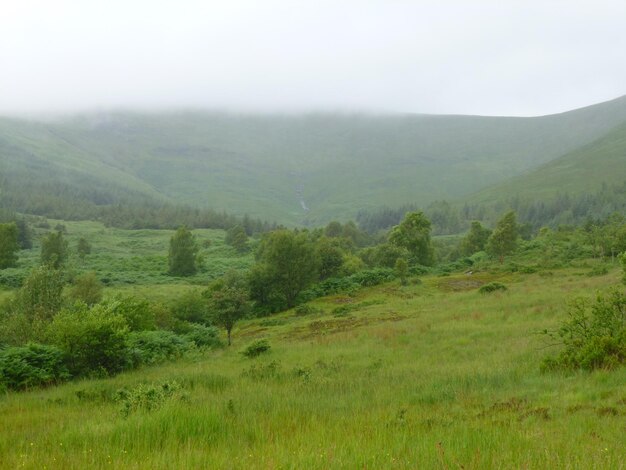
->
[1, 0, 626, 117]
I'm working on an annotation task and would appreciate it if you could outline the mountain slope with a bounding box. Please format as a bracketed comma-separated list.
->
[1, 95, 626, 224]
[470, 121, 626, 203]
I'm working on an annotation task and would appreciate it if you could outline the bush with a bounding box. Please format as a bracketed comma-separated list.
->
[105, 296, 156, 331]
[169, 290, 208, 325]
[116, 380, 184, 417]
[181, 323, 223, 349]
[0, 343, 69, 390]
[47, 303, 130, 377]
[242, 339, 271, 358]
[349, 268, 396, 287]
[69, 272, 103, 306]
[587, 265, 608, 277]
[127, 330, 192, 367]
[295, 304, 320, 316]
[478, 282, 508, 294]
[542, 289, 626, 371]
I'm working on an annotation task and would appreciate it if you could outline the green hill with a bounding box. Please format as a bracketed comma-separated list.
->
[2, 95, 626, 225]
[470, 121, 626, 203]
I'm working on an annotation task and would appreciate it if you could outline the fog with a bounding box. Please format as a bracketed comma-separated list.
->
[1, 0, 625, 117]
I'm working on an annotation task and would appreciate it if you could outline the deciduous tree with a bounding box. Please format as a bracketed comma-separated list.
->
[168, 226, 198, 276]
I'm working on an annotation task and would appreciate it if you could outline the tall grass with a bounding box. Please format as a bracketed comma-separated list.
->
[1, 266, 625, 468]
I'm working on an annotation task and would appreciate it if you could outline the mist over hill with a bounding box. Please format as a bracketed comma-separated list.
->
[1, 94, 626, 225]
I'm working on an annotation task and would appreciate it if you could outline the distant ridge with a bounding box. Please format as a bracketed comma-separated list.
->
[1, 94, 626, 225]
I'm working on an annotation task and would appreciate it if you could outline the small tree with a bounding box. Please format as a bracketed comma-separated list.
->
[0, 222, 19, 269]
[459, 221, 491, 256]
[77, 238, 92, 262]
[487, 211, 518, 263]
[252, 230, 319, 309]
[394, 258, 409, 286]
[168, 226, 198, 276]
[69, 272, 103, 306]
[16, 265, 65, 321]
[41, 231, 69, 269]
[389, 212, 434, 266]
[225, 225, 248, 252]
[205, 270, 250, 345]
[316, 237, 345, 280]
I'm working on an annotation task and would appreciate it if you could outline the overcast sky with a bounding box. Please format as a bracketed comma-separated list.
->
[1, 0, 625, 117]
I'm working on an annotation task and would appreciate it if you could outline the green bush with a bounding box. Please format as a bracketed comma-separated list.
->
[127, 330, 192, 367]
[105, 296, 156, 331]
[116, 380, 184, 417]
[47, 303, 130, 377]
[0, 343, 69, 390]
[542, 289, 626, 371]
[242, 339, 271, 358]
[182, 323, 223, 349]
[478, 282, 508, 294]
[587, 266, 608, 277]
[169, 290, 208, 325]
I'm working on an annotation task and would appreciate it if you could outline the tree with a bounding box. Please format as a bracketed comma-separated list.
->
[14, 219, 32, 250]
[224, 225, 248, 252]
[15, 265, 65, 321]
[168, 226, 198, 276]
[394, 258, 409, 286]
[251, 230, 319, 310]
[316, 237, 345, 280]
[69, 272, 103, 306]
[205, 270, 250, 345]
[487, 211, 518, 263]
[77, 238, 92, 262]
[459, 221, 492, 256]
[389, 212, 434, 266]
[41, 231, 69, 269]
[0, 223, 19, 269]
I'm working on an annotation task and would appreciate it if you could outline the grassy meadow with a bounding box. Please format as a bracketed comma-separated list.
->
[1, 261, 625, 469]
[0, 220, 254, 301]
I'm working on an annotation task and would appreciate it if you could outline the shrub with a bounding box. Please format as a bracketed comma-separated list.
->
[181, 323, 223, 349]
[47, 303, 130, 377]
[169, 290, 208, 325]
[116, 380, 184, 417]
[69, 272, 103, 306]
[106, 296, 156, 331]
[0, 343, 69, 390]
[587, 265, 608, 277]
[242, 339, 271, 358]
[619, 252, 626, 285]
[478, 282, 508, 294]
[349, 268, 396, 287]
[542, 289, 626, 371]
[295, 304, 318, 316]
[127, 330, 191, 367]
[241, 360, 281, 380]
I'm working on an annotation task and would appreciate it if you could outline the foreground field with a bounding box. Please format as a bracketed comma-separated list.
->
[1, 265, 625, 469]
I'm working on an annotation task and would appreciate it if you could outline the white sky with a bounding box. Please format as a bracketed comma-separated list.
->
[1, 0, 625, 116]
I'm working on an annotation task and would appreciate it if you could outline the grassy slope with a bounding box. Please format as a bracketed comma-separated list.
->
[1, 266, 625, 469]
[471, 121, 626, 203]
[0, 220, 254, 295]
[2, 95, 626, 225]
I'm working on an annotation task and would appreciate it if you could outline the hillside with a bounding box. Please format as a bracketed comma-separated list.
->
[1, 265, 625, 468]
[470, 121, 626, 203]
[2, 95, 626, 225]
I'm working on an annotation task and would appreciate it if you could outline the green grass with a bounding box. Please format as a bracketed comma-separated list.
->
[1, 220, 254, 297]
[471, 121, 626, 204]
[1, 266, 625, 468]
[3, 94, 626, 225]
